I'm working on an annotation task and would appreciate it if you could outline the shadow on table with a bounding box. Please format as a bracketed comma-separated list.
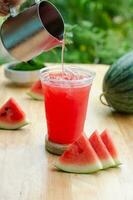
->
[4, 81, 31, 89]
[105, 110, 133, 119]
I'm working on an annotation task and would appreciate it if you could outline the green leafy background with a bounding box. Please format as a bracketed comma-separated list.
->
[1, 0, 133, 65]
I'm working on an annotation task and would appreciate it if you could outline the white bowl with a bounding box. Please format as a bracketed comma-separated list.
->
[4, 62, 42, 85]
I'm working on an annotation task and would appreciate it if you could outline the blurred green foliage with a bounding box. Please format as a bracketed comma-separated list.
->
[45, 0, 133, 64]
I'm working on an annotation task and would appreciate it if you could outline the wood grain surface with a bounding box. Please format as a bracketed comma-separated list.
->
[0, 64, 132, 200]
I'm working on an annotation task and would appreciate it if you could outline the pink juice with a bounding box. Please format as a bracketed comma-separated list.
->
[41, 67, 95, 144]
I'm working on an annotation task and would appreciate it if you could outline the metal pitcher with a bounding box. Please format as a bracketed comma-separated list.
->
[0, 0, 64, 62]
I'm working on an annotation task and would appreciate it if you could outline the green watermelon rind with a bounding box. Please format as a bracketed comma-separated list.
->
[100, 158, 115, 169]
[89, 131, 116, 169]
[105, 96, 133, 113]
[104, 51, 133, 83]
[102, 51, 133, 113]
[113, 158, 122, 166]
[100, 130, 121, 166]
[0, 120, 29, 130]
[55, 161, 102, 174]
[27, 91, 44, 101]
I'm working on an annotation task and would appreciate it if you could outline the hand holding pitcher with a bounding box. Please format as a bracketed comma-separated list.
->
[0, 0, 64, 62]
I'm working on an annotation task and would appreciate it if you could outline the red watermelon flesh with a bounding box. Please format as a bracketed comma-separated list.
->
[55, 134, 103, 173]
[27, 80, 44, 101]
[101, 129, 121, 165]
[0, 98, 28, 130]
[89, 130, 115, 169]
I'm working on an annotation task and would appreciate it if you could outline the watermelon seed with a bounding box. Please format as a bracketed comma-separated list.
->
[75, 143, 84, 154]
[0, 107, 11, 116]
[78, 148, 84, 154]
[5, 107, 10, 111]
[0, 112, 7, 116]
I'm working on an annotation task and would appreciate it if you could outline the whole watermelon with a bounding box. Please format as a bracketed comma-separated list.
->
[101, 51, 133, 114]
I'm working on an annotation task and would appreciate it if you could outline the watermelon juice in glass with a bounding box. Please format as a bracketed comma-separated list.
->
[40, 66, 95, 154]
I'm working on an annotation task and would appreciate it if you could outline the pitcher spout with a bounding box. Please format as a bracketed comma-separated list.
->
[42, 36, 63, 52]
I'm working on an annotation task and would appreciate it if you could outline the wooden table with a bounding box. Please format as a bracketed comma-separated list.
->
[0, 64, 133, 200]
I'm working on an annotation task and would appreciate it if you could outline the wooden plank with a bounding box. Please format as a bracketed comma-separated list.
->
[0, 64, 132, 200]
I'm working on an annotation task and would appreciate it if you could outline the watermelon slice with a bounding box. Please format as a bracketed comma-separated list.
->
[55, 135, 103, 173]
[101, 129, 121, 166]
[89, 130, 115, 169]
[27, 80, 44, 101]
[0, 98, 28, 130]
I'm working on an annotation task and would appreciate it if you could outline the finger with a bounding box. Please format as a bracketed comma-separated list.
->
[0, 1, 9, 16]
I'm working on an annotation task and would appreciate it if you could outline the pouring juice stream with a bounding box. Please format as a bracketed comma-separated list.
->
[61, 40, 65, 75]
